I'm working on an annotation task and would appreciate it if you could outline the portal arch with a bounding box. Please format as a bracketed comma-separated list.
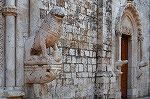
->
[115, 1, 143, 98]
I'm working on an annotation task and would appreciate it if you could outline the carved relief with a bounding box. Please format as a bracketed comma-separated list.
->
[121, 16, 133, 35]
[24, 7, 65, 66]
[24, 6, 65, 84]
[115, 2, 141, 36]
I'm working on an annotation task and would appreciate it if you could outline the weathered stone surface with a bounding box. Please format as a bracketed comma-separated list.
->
[0, 0, 149, 99]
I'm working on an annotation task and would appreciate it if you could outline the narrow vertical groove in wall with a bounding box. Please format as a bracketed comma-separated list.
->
[15, 0, 17, 88]
[4, 10, 6, 87]
[0, 0, 5, 88]
[15, 15, 17, 87]
[28, 0, 30, 37]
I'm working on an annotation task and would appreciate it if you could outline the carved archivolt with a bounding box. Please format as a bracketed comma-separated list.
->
[115, 2, 142, 37]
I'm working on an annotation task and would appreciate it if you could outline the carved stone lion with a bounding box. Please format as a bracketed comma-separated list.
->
[24, 7, 65, 66]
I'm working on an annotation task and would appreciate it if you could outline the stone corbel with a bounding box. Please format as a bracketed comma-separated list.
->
[115, 29, 122, 37]
[115, 60, 128, 74]
[2, 5, 17, 16]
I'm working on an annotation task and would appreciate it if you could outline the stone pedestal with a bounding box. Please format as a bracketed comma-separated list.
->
[24, 64, 62, 98]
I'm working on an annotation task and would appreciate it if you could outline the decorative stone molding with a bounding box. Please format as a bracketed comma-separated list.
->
[137, 29, 144, 41]
[121, 26, 132, 35]
[115, 2, 141, 36]
[2, 6, 17, 16]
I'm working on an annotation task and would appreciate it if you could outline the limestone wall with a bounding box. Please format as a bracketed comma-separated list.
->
[25, 0, 150, 98]
[0, 0, 149, 99]
[51, 0, 97, 98]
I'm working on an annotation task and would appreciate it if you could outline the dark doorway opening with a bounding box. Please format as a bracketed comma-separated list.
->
[121, 34, 130, 99]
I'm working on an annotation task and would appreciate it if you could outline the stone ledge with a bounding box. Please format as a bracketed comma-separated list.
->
[0, 87, 25, 98]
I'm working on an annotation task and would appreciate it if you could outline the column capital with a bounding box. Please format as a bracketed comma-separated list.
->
[115, 30, 122, 37]
[2, 5, 17, 16]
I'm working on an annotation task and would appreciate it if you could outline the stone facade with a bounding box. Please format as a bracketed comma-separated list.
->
[0, 0, 149, 99]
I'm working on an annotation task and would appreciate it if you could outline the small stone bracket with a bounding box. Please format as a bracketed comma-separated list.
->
[115, 60, 128, 74]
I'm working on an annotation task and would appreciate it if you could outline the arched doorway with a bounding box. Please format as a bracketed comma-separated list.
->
[120, 14, 133, 99]
[115, 1, 143, 98]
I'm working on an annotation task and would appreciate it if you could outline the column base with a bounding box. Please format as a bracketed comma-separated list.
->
[0, 87, 25, 98]
[115, 91, 121, 99]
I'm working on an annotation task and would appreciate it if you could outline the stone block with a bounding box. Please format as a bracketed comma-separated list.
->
[92, 65, 96, 72]
[72, 56, 76, 63]
[69, 48, 75, 55]
[88, 72, 93, 77]
[82, 58, 87, 64]
[64, 64, 70, 72]
[65, 73, 72, 78]
[67, 56, 72, 63]
[82, 72, 89, 78]
[78, 64, 84, 72]
[76, 73, 82, 78]
[85, 50, 89, 56]
[81, 50, 85, 56]
[88, 64, 93, 72]
[92, 58, 96, 64]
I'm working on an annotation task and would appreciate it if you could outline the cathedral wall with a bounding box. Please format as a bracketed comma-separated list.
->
[0, 0, 149, 99]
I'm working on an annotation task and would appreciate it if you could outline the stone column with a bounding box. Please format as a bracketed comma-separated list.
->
[2, 0, 24, 98]
[2, 4, 16, 90]
[117, 35, 122, 97]
[5, 12, 16, 88]
[30, 0, 40, 35]
[16, 0, 29, 92]
[118, 36, 122, 61]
